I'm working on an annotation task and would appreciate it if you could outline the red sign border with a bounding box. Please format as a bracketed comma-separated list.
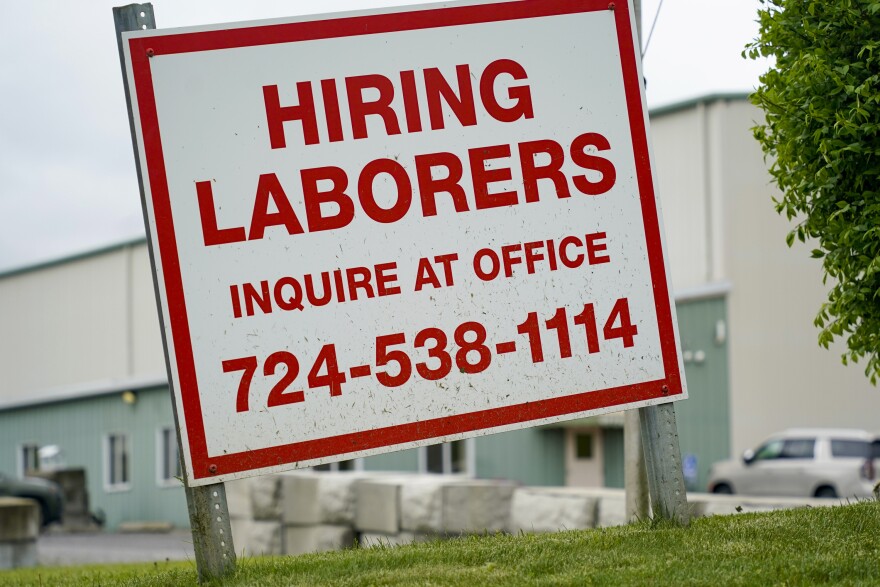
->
[127, 0, 682, 481]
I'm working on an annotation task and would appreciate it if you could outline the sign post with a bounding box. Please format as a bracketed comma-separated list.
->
[114, 4, 236, 581]
[118, 0, 689, 550]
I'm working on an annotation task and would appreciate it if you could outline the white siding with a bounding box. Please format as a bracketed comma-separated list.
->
[652, 97, 880, 456]
[650, 107, 711, 288]
[715, 101, 880, 455]
[0, 242, 164, 406]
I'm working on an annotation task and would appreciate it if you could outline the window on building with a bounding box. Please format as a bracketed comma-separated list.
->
[105, 433, 131, 491]
[422, 439, 471, 475]
[18, 444, 40, 478]
[157, 427, 182, 487]
[575, 433, 594, 459]
[313, 459, 361, 472]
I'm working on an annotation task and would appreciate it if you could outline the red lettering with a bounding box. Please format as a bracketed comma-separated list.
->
[375, 262, 401, 296]
[301, 166, 354, 233]
[414, 257, 442, 291]
[501, 243, 523, 277]
[346, 266, 375, 301]
[560, 236, 584, 269]
[519, 140, 570, 203]
[469, 144, 517, 209]
[585, 232, 611, 264]
[571, 133, 616, 196]
[196, 181, 246, 246]
[425, 64, 477, 130]
[473, 248, 500, 281]
[523, 241, 544, 274]
[243, 280, 272, 316]
[263, 82, 319, 148]
[480, 59, 534, 123]
[399, 70, 423, 134]
[320, 79, 344, 143]
[414, 152, 469, 217]
[346, 74, 401, 140]
[358, 159, 412, 224]
[434, 253, 458, 286]
[249, 174, 304, 241]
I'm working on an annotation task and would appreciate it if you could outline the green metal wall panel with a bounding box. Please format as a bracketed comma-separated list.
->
[0, 387, 189, 530]
[602, 428, 625, 488]
[474, 427, 565, 486]
[673, 296, 731, 491]
[362, 447, 420, 472]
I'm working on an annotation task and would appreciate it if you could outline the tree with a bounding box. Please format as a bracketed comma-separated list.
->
[747, 0, 880, 383]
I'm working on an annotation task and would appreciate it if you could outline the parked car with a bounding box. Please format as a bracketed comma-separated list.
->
[0, 471, 64, 526]
[708, 428, 880, 499]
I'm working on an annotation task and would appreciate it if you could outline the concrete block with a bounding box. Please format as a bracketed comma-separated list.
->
[400, 478, 445, 533]
[0, 541, 37, 569]
[281, 473, 321, 525]
[318, 473, 368, 525]
[595, 492, 627, 528]
[284, 524, 355, 555]
[355, 479, 401, 534]
[508, 488, 598, 533]
[230, 519, 282, 556]
[224, 478, 253, 519]
[251, 475, 283, 521]
[443, 480, 515, 534]
[0, 498, 39, 541]
[359, 531, 434, 548]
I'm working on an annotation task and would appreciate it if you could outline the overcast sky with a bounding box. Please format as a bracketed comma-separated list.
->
[0, 0, 769, 273]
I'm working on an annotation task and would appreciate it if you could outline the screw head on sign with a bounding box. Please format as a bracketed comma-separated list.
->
[661, 385, 669, 394]
[146, 48, 155, 58]
[208, 464, 218, 474]
[608, 2, 615, 10]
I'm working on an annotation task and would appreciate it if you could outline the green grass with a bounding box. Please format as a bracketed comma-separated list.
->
[4, 501, 879, 586]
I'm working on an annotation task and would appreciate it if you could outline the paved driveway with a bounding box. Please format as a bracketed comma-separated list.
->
[37, 530, 195, 566]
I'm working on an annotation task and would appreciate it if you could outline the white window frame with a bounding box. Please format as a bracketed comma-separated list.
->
[418, 438, 476, 476]
[17, 443, 40, 478]
[155, 427, 182, 488]
[104, 433, 132, 492]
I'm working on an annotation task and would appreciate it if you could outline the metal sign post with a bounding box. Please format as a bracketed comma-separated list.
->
[113, 4, 236, 580]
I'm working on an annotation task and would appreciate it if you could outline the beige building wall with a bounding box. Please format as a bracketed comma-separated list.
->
[0, 241, 165, 407]
[651, 96, 880, 456]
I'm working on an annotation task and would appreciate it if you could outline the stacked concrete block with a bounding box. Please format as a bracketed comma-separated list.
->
[592, 489, 628, 528]
[442, 479, 515, 534]
[508, 488, 598, 533]
[0, 498, 39, 569]
[398, 476, 515, 536]
[229, 475, 283, 556]
[400, 477, 446, 534]
[281, 472, 362, 555]
[354, 475, 437, 547]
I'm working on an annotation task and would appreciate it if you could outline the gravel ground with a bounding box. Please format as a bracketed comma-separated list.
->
[37, 530, 196, 567]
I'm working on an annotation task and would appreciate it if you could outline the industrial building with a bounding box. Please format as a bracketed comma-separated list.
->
[1, 94, 875, 529]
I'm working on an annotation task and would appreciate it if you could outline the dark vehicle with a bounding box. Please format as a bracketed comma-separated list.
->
[0, 471, 64, 526]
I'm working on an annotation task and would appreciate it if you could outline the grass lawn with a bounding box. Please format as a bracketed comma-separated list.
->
[3, 500, 878, 586]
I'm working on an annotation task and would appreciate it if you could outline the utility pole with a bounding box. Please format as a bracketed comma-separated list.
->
[625, 0, 690, 526]
[624, 0, 650, 524]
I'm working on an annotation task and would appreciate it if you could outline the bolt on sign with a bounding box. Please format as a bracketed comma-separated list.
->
[122, 0, 686, 486]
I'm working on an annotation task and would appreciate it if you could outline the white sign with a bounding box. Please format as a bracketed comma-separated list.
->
[123, 0, 686, 486]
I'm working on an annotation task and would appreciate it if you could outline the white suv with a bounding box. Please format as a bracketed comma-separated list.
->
[708, 428, 880, 499]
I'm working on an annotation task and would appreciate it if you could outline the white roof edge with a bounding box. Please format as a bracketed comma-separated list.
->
[674, 281, 732, 303]
[0, 374, 168, 411]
